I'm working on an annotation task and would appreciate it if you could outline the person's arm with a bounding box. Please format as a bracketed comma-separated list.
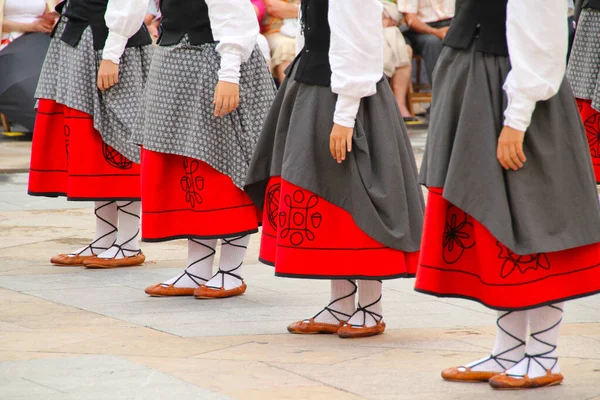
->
[264, 0, 299, 20]
[251, 0, 266, 22]
[404, 13, 447, 39]
[103, 0, 149, 64]
[328, 0, 383, 163]
[2, 18, 53, 34]
[206, 0, 259, 116]
[497, 0, 568, 171]
[97, 0, 148, 90]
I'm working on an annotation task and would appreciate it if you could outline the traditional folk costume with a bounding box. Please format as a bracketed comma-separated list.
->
[417, 0, 600, 390]
[245, 0, 424, 339]
[138, 0, 275, 299]
[28, 0, 152, 268]
[568, 0, 600, 183]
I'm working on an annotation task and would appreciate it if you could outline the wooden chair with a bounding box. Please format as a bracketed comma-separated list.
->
[407, 55, 433, 116]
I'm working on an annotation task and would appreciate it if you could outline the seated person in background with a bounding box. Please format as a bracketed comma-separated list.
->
[262, 0, 299, 83]
[381, 0, 418, 123]
[397, 0, 455, 83]
[252, 0, 273, 71]
[0, 0, 58, 132]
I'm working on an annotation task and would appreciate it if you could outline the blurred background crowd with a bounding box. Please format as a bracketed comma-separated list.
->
[0, 0, 579, 138]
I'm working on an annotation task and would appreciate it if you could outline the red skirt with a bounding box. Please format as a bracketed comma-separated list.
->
[260, 177, 419, 280]
[141, 150, 260, 241]
[28, 99, 140, 200]
[577, 98, 600, 183]
[416, 188, 600, 310]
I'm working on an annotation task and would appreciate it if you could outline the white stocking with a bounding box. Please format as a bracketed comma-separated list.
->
[205, 235, 249, 290]
[69, 201, 117, 257]
[97, 201, 141, 259]
[161, 239, 217, 288]
[505, 303, 564, 379]
[462, 310, 528, 373]
[312, 280, 357, 324]
[346, 280, 383, 328]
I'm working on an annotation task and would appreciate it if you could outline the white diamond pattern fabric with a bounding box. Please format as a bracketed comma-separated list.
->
[35, 18, 153, 163]
[131, 36, 277, 189]
[568, 9, 600, 111]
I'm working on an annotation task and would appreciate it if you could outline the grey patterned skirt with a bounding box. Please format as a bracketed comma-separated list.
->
[36, 19, 153, 163]
[245, 62, 425, 254]
[131, 37, 276, 189]
[568, 8, 600, 111]
[420, 43, 600, 255]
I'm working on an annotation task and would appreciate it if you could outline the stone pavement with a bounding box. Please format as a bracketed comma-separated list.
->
[1, 137, 599, 400]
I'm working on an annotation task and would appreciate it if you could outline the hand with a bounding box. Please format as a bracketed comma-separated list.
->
[382, 16, 396, 28]
[41, 9, 60, 23]
[144, 14, 155, 26]
[148, 21, 160, 39]
[213, 81, 240, 117]
[497, 126, 526, 171]
[27, 17, 54, 33]
[329, 123, 353, 163]
[97, 60, 119, 91]
[434, 26, 449, 40]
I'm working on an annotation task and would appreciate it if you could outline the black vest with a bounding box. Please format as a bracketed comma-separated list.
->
[59, 0, 151, 50]
[158, 0, 215, 46]
[294, 0, 331, 87]
[443, 0, 509, 56]
[576, 0, 600, 22]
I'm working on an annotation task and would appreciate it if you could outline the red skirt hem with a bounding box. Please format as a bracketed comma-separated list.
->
[141, 150, 260, 242]
[28, 99, 140, 200]
[576, 98, 600, 184]
[260, 177, 419, 280]
[416, 187, 600, 310]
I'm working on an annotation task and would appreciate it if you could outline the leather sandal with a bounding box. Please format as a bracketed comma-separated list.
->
[83, 252, 145, 268]
[489, 371, 564, 390]
[441, 366, 501, 382]
[194, 282, 247, 299]
[50, 254, 97, 266]
[337, 320, 386, 339]
[145, 284, 196, 297]
[288, 319, 345, 334]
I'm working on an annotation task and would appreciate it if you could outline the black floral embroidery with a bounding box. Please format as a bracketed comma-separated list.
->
[584, 113, 600, 161]
[443, 205, 475, 264]
[496, 242, 551, 278]
[181, 157, 204, 208]
[102, 142, 133, 170]
[279, 189, 322, 246]
[266, 182, 281, 231]
[64, 124, 70, 167]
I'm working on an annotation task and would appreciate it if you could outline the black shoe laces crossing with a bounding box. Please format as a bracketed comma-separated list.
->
[161, 238, 215, 288]
[346, 295, 383, 328]
[467, 311, 527, 371]
[311, 280, 357, 323]
[100, 201, 142, 259]
[506, 305, 562, 378]
[205, 235, 248, 290]
[68, 201, 117, 256]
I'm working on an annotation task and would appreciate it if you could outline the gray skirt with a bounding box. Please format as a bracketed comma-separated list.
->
[245, 63, 425, 252]
[567, 8, 600, 111]
[35, 19, 153, 163]
[420, 43, 600, 255]
[131, 37, 276, 189]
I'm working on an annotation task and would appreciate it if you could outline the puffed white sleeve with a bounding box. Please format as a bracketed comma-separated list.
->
[206, 0, 260, 85]
[503, 0, 568, 132]
[103, 0, 149, 64]
[329, 0, 384, 128]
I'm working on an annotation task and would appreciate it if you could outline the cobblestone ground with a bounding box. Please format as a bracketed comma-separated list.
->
[0, 135, 599, 400]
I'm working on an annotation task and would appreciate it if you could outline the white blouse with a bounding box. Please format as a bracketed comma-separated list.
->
[329, 0, 384, 128]
[2, 0, 47, 40]
[103, 0, 149, 64]
[503, 0, 569, 132]
[206, 0, 259, 85]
